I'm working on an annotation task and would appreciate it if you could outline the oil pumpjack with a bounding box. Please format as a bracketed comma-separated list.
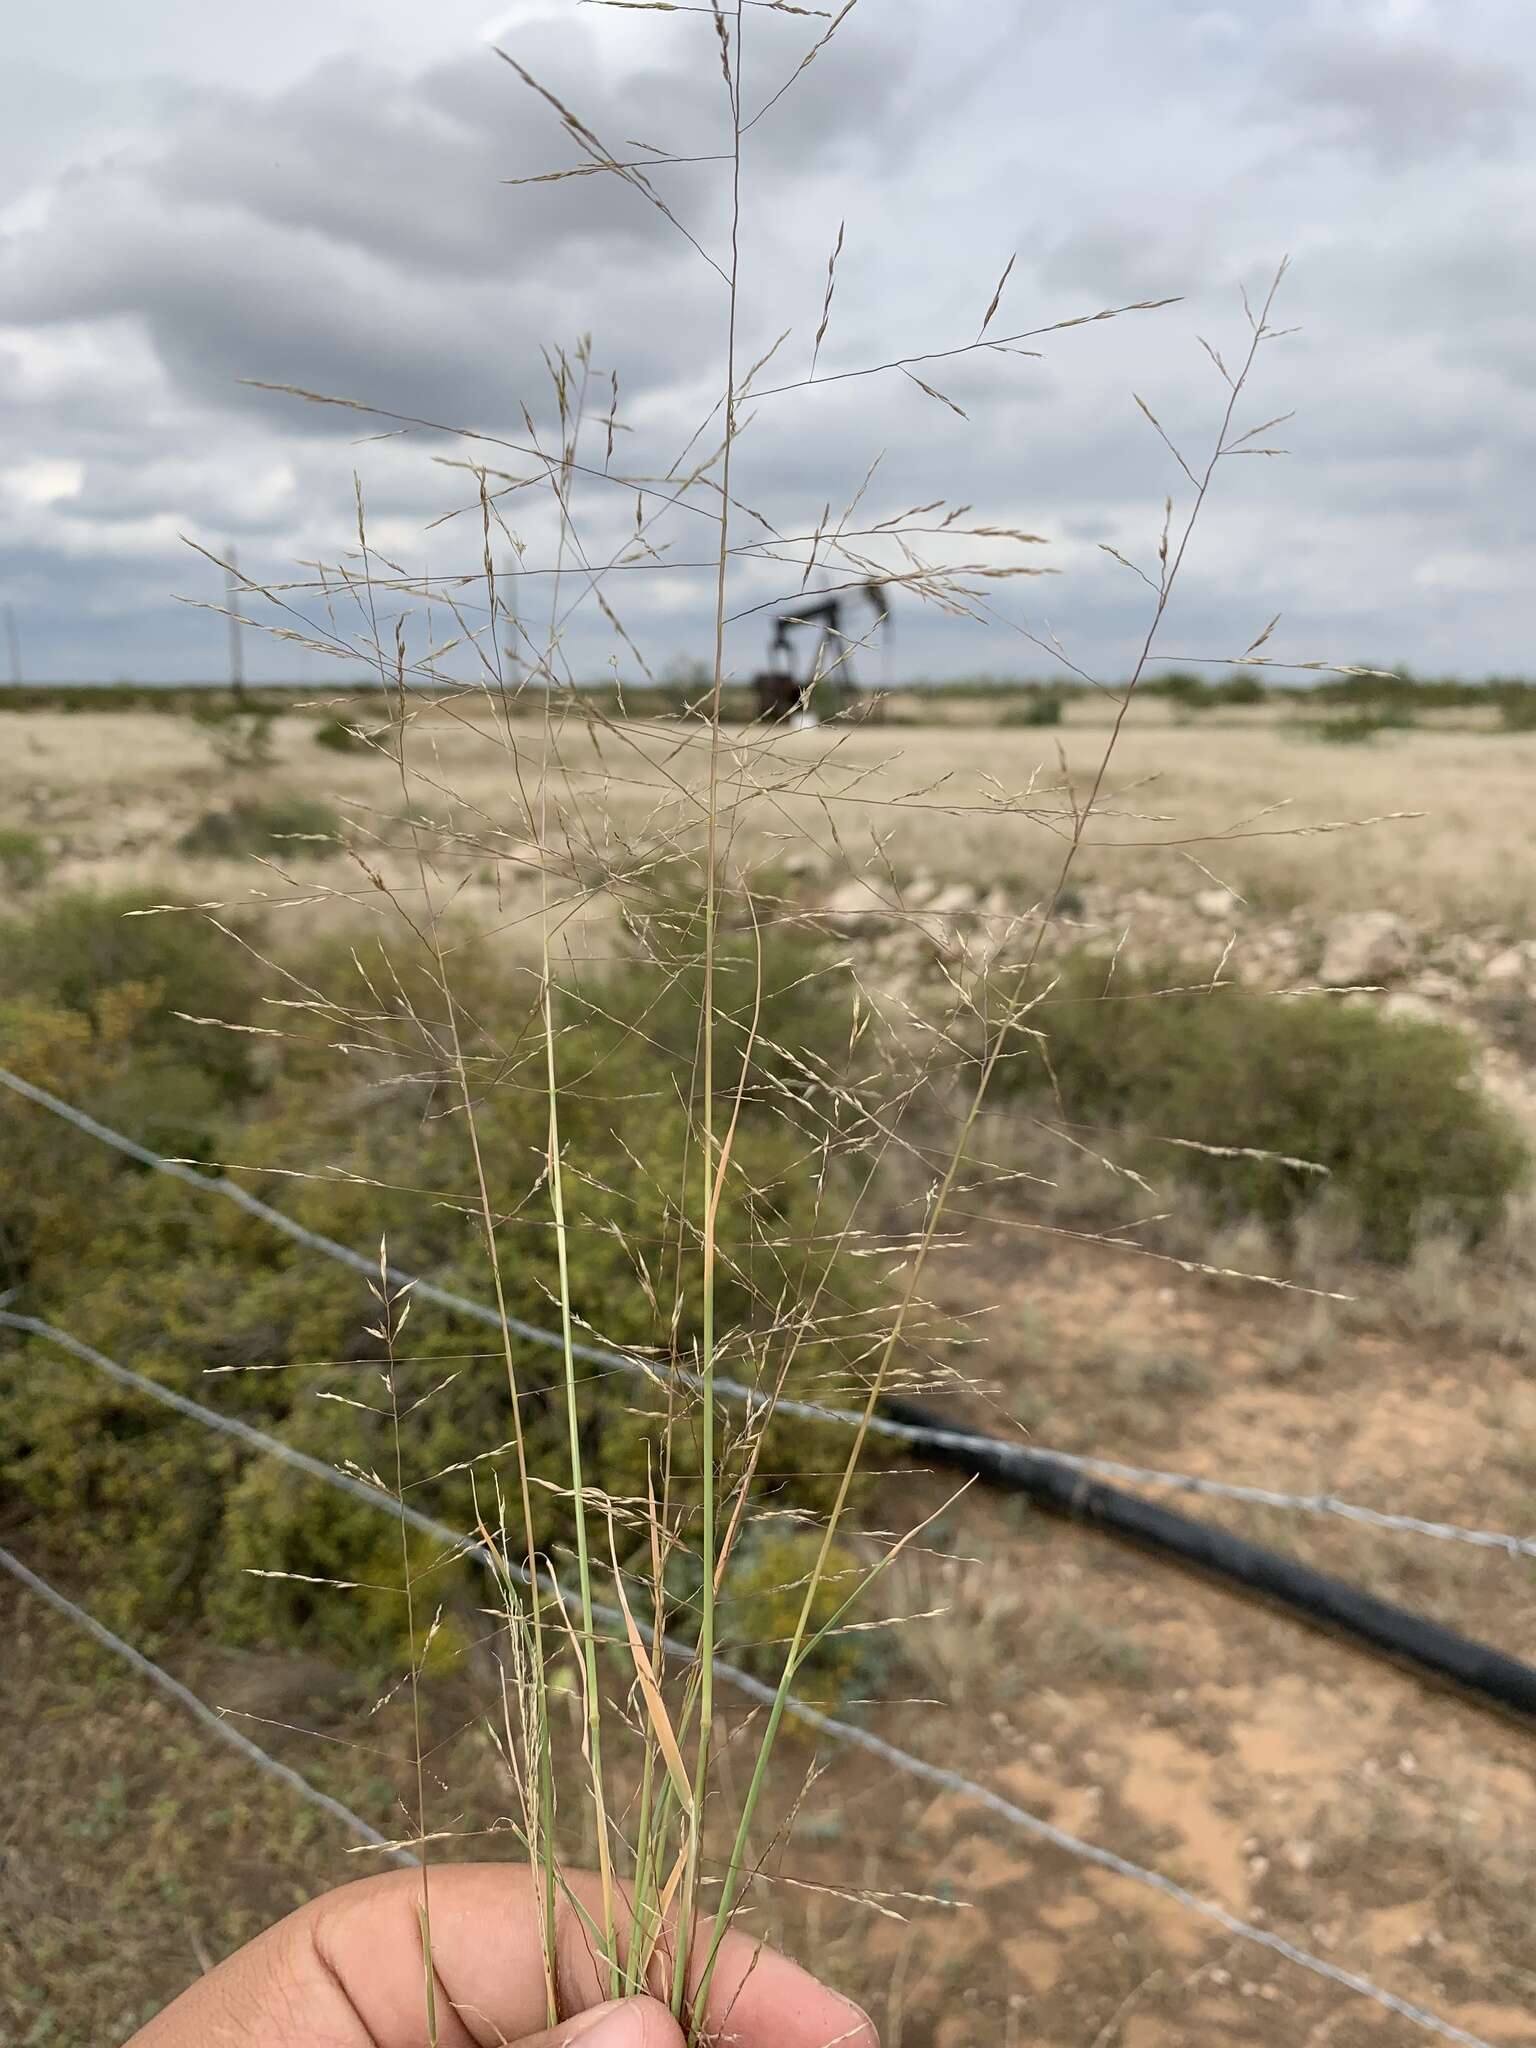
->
[751, 580, 890, 725]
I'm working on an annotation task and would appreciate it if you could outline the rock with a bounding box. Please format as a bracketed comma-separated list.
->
[1318, 910, 1413, 987]
[1481, 1051, 1536, 1127]
[1383, 992, 1475, 1034]
[780, 850, 823, 881]
[820, 877, 892, 934]
[1483, 945, 1527, 988]
[1380, 993, 1440, 1026]
[927, 881, 977, 919]
[1194, 886, 1241, 920]
[904, 874, 939, 908]
[1408, 969, 1460, 1002]
[1431, 933, 1485, 976]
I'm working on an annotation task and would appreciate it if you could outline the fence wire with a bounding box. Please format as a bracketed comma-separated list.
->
[4, 1064, 1533, 1562]
[0, 1304, 1503, 2048]
[0, 1540, 415, 1868]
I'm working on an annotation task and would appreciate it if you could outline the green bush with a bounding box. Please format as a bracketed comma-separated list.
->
[999, 693, 1063, 728]
[994, 954, 1526, 1260]
[0, 900, 885, 1664]
[713, 1527, 875, 1704]
[0, 1326, 240, 1638]
[1216, 670, 1265, 706]
[0, 889, 261, 1104]
[0, 827, 50, 892]
[1308, 709, 1412, 744]
[178, 794, 342, 861]
[0, 997, 146, 1297]
[190, 702, 278, 769]
[313, 715, 367, 753]
[1146, 670, 1212, 711]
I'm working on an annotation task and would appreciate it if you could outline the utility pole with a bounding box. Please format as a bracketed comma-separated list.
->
[3, 604, 20, 687]
[226, 545, 247, 705]
[502, 556, 522, 686]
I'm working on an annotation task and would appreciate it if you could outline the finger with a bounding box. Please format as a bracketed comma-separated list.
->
[314, 1864, 549, 2046]
[686, 1929, 875, 2048]
[314, 1866, 875, 2048]
[128, 1863, 877, 2048]
[126, 1866, 548, 2048]
[510, 1995, 685, 2048]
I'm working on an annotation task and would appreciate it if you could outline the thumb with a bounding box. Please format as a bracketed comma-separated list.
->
[513, 1996, 687, 2048]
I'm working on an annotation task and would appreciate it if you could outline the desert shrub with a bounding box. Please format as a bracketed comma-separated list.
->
[1146, 670, 1212, 710]
[0, 905, 885, 1661]
[190, 701, 278, 769]
[992, 953, 1526, 1260]
[609, 867, 868, 1103]
[1215, 669, 1266, 706]
[712, 1526, 875, 1702]
[1132, 668, 1261, 711]
[0, 888, 261, 1104]
[999, 692, 1063, 728]
[178, 793, 341, 861]
[1496, 688, 1536, 733]
[0, 827, 50, 892]
[208, 1393, 473, 1669]
[1309, 708, 1412, 743]
[0, 998, 143, 1298]
[0, 1327, 240, 1638]
[1311, 713, 1379, 744]
[313, 714, 367, 752]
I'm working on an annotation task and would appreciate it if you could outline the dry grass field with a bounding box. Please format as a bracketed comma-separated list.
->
[8, 701, 1536, 927]
[4, 697, 1536, 2048]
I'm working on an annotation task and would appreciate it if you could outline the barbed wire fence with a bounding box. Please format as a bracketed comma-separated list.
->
[0, 1539, 414, 1869]
[6, 1064, 1534, 1562]
[1, 1070, 1530, 2041]
[0, 1301, 1510, 2048]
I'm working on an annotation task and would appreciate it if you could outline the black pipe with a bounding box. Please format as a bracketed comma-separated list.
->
[880, 1396, 1536, 1722]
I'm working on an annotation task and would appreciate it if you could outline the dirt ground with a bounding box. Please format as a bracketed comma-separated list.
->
[6, 1224, 1535, 2048]
[4, 703, 1536, 2046]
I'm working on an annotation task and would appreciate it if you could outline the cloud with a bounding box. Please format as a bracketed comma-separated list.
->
[1277, 26, 1530, 166]
[2, 0, 1536, 683]
[2, 458, 84, 509]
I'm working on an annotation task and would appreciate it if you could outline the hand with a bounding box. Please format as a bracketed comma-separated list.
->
[125, 1863, 879, 2048]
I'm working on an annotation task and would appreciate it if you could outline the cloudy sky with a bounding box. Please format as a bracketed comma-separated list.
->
[2, 0, 1532, 686]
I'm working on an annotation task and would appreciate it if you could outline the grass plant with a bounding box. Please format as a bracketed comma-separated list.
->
[201, 18, 1312, 2025]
